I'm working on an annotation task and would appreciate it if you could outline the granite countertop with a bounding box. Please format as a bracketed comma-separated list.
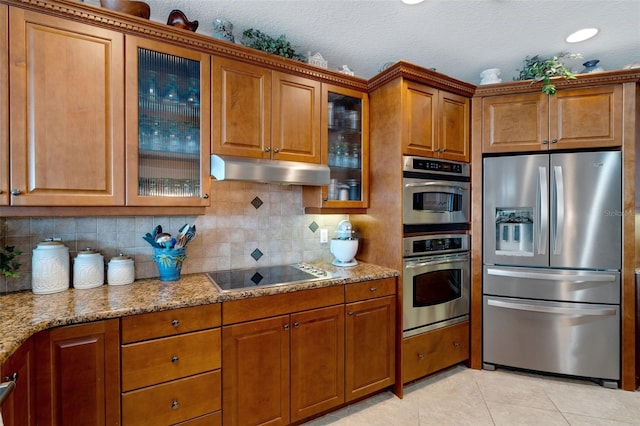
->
[0, 262, 398, 364]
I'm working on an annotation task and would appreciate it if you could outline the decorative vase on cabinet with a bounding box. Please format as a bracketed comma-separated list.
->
[125, 37, 211, 206]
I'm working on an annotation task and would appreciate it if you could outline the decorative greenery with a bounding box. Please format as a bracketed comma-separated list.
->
[241, 28, 306, 62]
[1, 245, 22, 278]
[515, 53, 582, 95]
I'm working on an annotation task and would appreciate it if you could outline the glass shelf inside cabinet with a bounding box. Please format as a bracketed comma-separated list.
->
[327, 93, 363, 202]
[137, 48, 202, 198]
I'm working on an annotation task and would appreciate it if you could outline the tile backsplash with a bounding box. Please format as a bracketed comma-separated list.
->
[0, 181, 348, 293]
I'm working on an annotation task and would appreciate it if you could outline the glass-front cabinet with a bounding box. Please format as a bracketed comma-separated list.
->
[319, 85, 368, 209]
[125, 36, 210, 206]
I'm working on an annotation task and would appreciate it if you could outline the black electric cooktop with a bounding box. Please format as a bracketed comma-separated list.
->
[206, 264, 329, 292]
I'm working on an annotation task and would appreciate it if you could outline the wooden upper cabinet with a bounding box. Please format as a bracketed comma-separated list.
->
[271, 71, 321, 163]
[212, 57, 321, 163]
[9, 8, 125, 206]
[124, 36, 211, 207]
[403, 81, 470, 162]
[212, 57, 271, 159]
[482, 85, 623, 153]
[0, 4, 8, 206]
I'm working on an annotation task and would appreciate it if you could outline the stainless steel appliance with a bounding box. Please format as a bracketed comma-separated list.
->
[403, 156, 470, 233]
[403, 234, 470, 338]
[206, 263, 330, 292]
[482, 151, 622, 387]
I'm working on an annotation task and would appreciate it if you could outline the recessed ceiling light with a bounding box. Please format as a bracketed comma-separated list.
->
[401, 0, 425, 4]
[566, 28, 599, 43]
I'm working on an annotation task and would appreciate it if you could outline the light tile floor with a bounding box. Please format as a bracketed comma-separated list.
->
[305, 366, 640, 425]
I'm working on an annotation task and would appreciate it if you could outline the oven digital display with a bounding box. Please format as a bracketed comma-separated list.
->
[412, 158, 463, 174]
[412, 237, 463, 253]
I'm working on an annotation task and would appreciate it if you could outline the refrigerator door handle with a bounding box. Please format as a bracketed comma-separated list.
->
[487, 299, 618, 317]
[553, 165, 565, 255]
[486, 268, 617, 283]
[538, 166, 548, 255]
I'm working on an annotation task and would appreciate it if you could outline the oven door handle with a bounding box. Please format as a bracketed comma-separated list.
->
[405, 257, 468, 269]
[404, 182, 468, 191]
[487, 299, 617, 317]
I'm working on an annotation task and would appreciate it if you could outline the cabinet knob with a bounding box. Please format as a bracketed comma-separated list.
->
[283, 324, 289, 330]
[171, 319, 180, 327]
[2, 372, 18, 382]
[202, 193, 209, 199]
[418, 353, 425, 360]
[10, 189, 21, 195]
[542, 139, 549, 145]
[370, 287, 377, 293]
[171, 400, 180, 410]
[551, 139, 558, 144]
[171, 355, 179, 363]
[265, 147, 271, 153]
[293, 321, 300, 328]
[273, 148, 280, 153]
[348, 311, 354, 316]
[453, 342, 461, 348]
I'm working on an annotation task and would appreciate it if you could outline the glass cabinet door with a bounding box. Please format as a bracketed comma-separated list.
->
[125, 37, 210, 206]
[323, 85, 368, 208]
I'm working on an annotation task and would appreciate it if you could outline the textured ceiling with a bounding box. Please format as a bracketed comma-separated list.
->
[139, 0, 640, 85]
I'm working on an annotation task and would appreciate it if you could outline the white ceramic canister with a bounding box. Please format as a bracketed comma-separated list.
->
[73, 248, 104, 289]
[107, 254, 135, 286]
[32, 241, 70, 294]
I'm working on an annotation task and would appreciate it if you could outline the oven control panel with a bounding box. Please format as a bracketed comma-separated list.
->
[403, 234, 469, 257]
[403, 155, 470, 178]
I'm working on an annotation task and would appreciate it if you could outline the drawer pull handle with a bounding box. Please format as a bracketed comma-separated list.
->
[171, 400, 179, 410]
[171, 355, 179, 363]
[171, 319, 180, 327]
[370, 287, 377, 292]
[453, 342, 461, 348]
[418, 353, 425, 360]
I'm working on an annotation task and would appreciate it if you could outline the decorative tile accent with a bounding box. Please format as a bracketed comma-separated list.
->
[251, 197, 263, 209]
[308, 221, 319, 233]
[251, 248, 263, 261]
[251, 272, 264, 285]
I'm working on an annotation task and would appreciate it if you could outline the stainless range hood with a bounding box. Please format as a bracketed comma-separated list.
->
[211, 155, 330, 186]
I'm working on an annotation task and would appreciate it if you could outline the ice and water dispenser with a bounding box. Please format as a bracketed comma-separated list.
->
[494, 208, 533, 255]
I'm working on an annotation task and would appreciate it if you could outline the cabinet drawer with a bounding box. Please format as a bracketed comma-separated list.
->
[122, 329, 220, 391]
[403, 321, 468, 383]
[122, 370, 221, 426]
[121, 304, 221, 343]
[345, 278, 396, 303]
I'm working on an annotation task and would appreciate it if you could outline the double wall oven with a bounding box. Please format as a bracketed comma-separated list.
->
[402, 156, 471, 338]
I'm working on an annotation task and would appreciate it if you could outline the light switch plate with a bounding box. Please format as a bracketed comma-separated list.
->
[320, 228, 328, 243]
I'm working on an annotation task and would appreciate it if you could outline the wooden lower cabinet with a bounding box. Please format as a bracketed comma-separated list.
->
[403, 321, 469, 383]
[222, 305, 345, 426]
[121, 304, 222, 425]
[35, 319, 120, 426]
[1, 337, 35, 426]
[345, 295, 396, 401]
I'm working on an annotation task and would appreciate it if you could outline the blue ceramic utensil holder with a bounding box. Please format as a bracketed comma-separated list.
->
[153, 248, 186, 281]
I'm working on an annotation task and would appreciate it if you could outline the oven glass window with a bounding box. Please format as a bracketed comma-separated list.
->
[413, 191, 461, 213]
[413, 269, 461, 307]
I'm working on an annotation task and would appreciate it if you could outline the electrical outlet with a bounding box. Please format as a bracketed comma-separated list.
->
[320, 228, 329, 243]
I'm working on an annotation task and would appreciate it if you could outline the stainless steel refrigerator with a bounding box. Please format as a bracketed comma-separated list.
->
[482, 151, 622, 387]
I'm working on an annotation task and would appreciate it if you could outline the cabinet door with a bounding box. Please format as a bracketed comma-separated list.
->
[9, 8, 125, 206]
[222, 315, 290, 426]
[402, 81, 438, 157]
[0, 4, 7, 206]
[345, 295, 396, 401]
[550, 85, 623, 150]
[290, 305, 345, 423]
[438, 91, 470, 162]
[481, 92, 548, 153]
[125, 36, 211, 206]
[35, 320, 120, 426]
[271, 71, 321, 163]
[212, 57, 271, 159]
[1, 338, 35, 426]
